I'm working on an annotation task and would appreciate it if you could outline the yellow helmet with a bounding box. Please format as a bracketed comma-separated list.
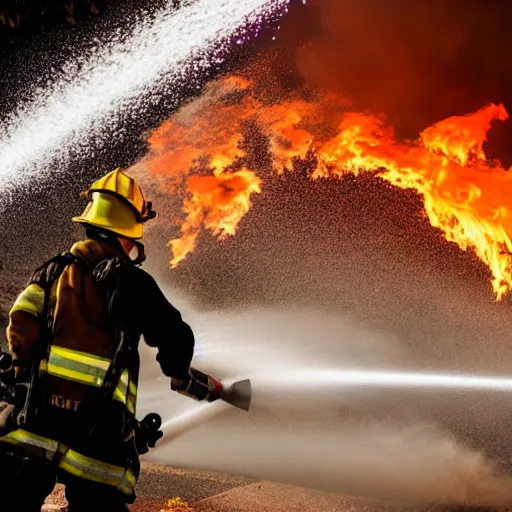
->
[72, 168, 157, 240]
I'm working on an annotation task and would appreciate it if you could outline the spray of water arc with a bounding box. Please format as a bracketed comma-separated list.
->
[0, 0, 290, 189]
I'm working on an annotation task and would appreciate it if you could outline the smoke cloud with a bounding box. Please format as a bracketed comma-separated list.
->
[221, 0, 510, 167]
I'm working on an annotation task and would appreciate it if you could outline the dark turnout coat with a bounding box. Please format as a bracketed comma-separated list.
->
[2, 237, 195, 500]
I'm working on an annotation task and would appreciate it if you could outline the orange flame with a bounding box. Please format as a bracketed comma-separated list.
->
[311, 104, 512, 299]
[169, 169, 261, 267]
[140, 77, 512, 299]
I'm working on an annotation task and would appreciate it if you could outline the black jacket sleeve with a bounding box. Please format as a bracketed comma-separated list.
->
[122, 266, 194, 380]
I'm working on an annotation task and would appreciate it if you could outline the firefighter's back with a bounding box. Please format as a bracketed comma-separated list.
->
[35, 241, 134, 444]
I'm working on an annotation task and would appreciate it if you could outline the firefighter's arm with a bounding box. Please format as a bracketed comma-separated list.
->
[139, 272, 194, 381]
[6, 283, 44, 370]
[137, 270, 222, 403]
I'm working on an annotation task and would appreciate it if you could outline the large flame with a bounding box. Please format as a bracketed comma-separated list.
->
[139, 77, 512, 300]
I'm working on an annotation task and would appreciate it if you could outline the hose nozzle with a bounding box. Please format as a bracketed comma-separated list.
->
[171, 368, 252, 412]
[222, 379, 251, 411]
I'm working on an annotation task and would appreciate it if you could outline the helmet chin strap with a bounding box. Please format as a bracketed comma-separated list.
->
[117, 236, 146, 265]
[130, 241, 146, 265]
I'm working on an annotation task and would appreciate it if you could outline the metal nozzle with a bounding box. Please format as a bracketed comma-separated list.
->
[222, 379, 252, 411]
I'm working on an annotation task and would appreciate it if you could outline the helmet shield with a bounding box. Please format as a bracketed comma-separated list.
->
[72, 192, 143, 239]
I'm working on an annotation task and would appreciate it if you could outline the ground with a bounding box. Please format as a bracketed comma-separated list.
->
[41, 463, 499, 512]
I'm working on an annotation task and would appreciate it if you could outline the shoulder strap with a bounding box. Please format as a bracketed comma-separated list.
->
[38, 252, 82, 354]
[96, 257, 134, 395]
[17, 252, 81, 426]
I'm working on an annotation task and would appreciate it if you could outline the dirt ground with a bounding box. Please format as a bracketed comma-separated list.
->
[41, 463, 503, 512]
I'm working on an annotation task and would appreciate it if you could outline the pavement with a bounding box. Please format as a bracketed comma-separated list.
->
[42, 462, 502, 512]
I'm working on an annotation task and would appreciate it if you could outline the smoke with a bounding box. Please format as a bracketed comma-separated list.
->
[150, 423, 512, 507]
[288, 0, 512, 145]
[138, 306, 512, 507]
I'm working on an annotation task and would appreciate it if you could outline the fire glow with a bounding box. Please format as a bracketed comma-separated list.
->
[140, 77, 512, 300]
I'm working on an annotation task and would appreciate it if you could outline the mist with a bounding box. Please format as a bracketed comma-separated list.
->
[136, 298, 512, 507]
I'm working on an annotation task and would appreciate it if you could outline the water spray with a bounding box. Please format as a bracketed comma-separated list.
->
[154, 366, 512, 447]
[144, 362, 512, 508]
[0, 0, 291, 189]
[253, 368, 512, 393]
[158, 401, 231, 449]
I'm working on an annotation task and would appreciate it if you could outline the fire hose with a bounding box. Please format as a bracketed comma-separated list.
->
[138, 368, 251, 451]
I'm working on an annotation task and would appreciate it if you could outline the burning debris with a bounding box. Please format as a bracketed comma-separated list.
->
[160, 497, 194, 512]
[134, 76, 512, 300]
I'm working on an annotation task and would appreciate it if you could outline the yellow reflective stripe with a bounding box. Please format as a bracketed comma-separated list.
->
[113, 370, 137, 414]
[60, 450, 136, 494]
[0, 429, 59, 460]
[113, 369, 129, 404]
[60, 459, 121, 488]
[0, 430, 136, 494]
[127, 376, 137, 415]
[113, 388, 126, 403]
[112, 391, 136, 414]
[44, 347, 138, 414]
[51, 346, 111, 370]
[118, 370, 129, 395]
[45, 346, 112, 387]
[113, 391, 136, 413]
[10, 284, 45, 317]
[119, 470, 137, 494]
[126, 399, 135, 415]
[46, 362, 103, 387]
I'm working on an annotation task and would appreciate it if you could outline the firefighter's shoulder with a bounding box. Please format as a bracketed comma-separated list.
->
[29, 251, 77, 288]
[115, 263, 163, 298]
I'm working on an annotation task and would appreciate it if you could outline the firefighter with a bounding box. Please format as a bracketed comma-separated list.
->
[0, 169, 223, 511]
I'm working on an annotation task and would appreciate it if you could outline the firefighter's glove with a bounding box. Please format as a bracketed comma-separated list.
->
[171, 367, 223, 403]
[135, 413, 163, 455]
